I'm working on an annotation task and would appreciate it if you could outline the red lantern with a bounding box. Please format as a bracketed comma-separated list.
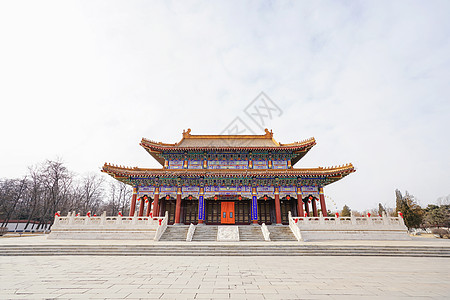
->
[286, 196, 290, 200]
[214, 196, 218, 200]
[367, 212, 371, 218]
[238, 196, 242, 200]
[335, 212, 339, 218]
[166, 195, 169, 200]
[86, 211, 91, 218]
[158, 219, 162, 225]
[54, 211, 60, 217]
[118, 211, 122, 217]
[294, 219, 298, 223]
[264, 196, 267, 200]
[188, 196, 192, 200]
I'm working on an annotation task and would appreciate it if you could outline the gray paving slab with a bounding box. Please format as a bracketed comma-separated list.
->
[2, 235, 450, 299]
[0, 255, 449, 299]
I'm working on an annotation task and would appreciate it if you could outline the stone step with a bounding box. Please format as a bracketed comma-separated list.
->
[159, 225, 190, 241]
[1, 245, 449, 257]
[192, 226, 218, 241]
[267, 225, 297, 241]
[239, 226, 264, 241]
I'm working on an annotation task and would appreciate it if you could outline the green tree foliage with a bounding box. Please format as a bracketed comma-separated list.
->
[341, 205, 351, 217]
[423, 204, 450, 228]
[395, 189, 424, 229]
[378, 203, 386, 216]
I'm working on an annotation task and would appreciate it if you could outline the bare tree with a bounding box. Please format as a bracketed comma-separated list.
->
[436, 194, 450, 206]
[79, 173, 105, 214]
[0, 177, 28, 227]
[101, 180, 131, 215]
[37, 159, 73, 229]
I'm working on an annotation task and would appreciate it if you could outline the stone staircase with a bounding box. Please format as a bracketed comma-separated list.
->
[267, 225, 298, 241]
[159, 225, 189, 241]
[192, 225, 218, 241]
[1, 244, 450, 257]
[239, 225, 264, 241]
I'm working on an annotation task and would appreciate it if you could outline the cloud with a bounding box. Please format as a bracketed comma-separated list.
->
[0, 0, 449, 210]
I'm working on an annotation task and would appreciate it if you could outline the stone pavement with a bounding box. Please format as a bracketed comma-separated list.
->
[1, 235, 450, 299]
[1, 255, 450, 299]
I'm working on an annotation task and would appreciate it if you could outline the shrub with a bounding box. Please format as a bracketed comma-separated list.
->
[431, 228, 450, 239]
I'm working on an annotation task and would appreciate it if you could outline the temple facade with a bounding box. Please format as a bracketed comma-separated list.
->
[102, 129, 355, 225]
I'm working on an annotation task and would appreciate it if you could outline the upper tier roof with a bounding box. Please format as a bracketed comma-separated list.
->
[140, 128, 316, 166]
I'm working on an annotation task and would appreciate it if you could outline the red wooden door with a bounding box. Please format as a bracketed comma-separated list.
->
[221, 202, 235, 224]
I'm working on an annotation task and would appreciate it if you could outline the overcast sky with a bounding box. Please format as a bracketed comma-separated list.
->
[1, 1, 449, 211]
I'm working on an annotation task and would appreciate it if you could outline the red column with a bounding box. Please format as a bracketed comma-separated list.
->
[304, 200, 310, 216]
[138, 196, 145, 217]
[129, 187, 137, 217]
[319, 187, 327, 217]
[174, 187, 182, 224]
[152, 187, 160, 217]
[297, 188, 304, 217]
[145, 196, 151, 217]
[312, 197, 318, 217]
[274, 187, 282, 224]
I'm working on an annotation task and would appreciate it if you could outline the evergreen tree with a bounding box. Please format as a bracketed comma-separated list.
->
[423, 204, 450, 228]
[378, 203, 386, 216]
[395, 190, 424, 229]
[341, 205, 351, 217]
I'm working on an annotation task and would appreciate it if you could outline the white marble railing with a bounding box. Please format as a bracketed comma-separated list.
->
[288, 211, 302, 241]
[261, 223, 271, 241]
[154, 211, 169, 241]
[53, 211, 166, 229]
[291, 211, 406, 229]
[186, 223, 196, 242]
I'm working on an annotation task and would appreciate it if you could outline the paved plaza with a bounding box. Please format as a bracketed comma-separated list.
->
[1, 235, 450, 299]
[1, 253, 449, 299]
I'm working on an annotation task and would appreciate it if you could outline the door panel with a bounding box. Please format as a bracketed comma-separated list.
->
[183, 200, 198, 224]
[163, 200, 176, 224]
[258, 199, 274, 225]
[235, 200, 250, 224]
[206, 200, 221, 224]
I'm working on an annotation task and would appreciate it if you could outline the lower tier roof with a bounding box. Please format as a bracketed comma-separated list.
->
[102, 163, 355, 187]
